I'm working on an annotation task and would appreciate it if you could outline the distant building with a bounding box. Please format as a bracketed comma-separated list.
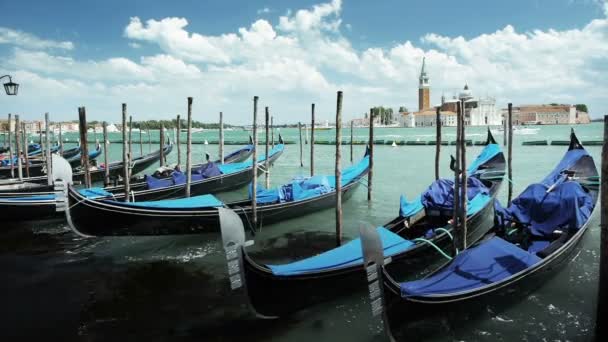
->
[504, 105, 581, 125]
[400, 59, 499, 127]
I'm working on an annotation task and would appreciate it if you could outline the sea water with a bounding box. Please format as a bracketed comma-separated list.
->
[1, 123, 602, 341]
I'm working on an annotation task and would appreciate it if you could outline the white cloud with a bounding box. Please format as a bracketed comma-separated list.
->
[2, 0, 608, 123]
[257, 7, 271, 15]
[0, 27, 74, 50]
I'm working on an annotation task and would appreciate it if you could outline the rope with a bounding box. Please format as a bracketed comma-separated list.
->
[434, 227, 453, 240]
[236, 206, 256, 236]
[412, 237, 453, 260]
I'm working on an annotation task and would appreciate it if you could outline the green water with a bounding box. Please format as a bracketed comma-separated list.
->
[4, 123, 603, 341]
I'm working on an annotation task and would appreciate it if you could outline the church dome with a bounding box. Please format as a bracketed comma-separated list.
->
[459, 83, 472, 100]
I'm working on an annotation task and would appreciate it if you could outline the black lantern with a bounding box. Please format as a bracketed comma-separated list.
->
[1, 75, 19, 95]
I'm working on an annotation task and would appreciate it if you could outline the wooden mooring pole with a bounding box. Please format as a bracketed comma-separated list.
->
[460, 101, 468, 249]
[265, 107, 270, 189]
[78, 107, 91, 188]
[311, 103, 315, 176]
[507, 103, 513, 206]
[251, 96, 259, 227]
[128, 116, 133, 177]
[121, 104, 130, 201]
[45, 112, 52, 185]
[7, 114, 13, 178]
[176, 114, 182, 167]
[350, 120, 354, 163]
[15, 115, 22, 180]
[453, 102, 462, 251]
[299, 122, 303, 167]
[147, 125, 152, 153]
[59, 123, 63, 156]
[186, 97, 193, 197]
[22, 122, 30, 178]
[219, 112, 224, 164]
[335, 91, 343, 246]
[139, 123, 143, 157]
[368, 108, 374, 202]
[102, 122, 109, 186]
[38, 122, 42, 145]
[596, 114, 608, 341]
[160, 124, 165, 166]
[271, 116, 274, 148]
[435, 106, 441, 180]
[503, 114, 507, 146]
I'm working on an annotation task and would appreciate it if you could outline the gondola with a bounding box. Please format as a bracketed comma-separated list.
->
[0, 143, 105, 179]
[0, 145, 258, 221]
[213, 136, 253, 164]
[218, 130, 506, 318]
[361, 130, 598, 339]
[65, 143, 102, 168]
[100, 137, 284, 202]
[0, 142, 249, 195]
[63, 146, 366, 236]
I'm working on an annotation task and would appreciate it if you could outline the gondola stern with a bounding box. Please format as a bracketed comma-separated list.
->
[568, 128, 584, 150]
[278, 134, 284, 145]
[218, 208, 269, 317]
[359, 222, 396, 341]
[486, 127, 497, 145]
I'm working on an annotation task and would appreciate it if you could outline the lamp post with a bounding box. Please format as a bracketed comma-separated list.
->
[0, 75, 19, 95]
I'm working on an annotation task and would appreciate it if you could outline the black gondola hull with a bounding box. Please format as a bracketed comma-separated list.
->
[240, 194, 497, 318]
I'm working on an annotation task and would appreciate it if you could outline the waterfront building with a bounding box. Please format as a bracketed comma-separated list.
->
[400, 59, 499, 127]
[503, 104, 583, 125]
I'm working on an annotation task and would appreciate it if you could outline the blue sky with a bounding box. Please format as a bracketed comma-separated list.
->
[0, 0, 607, 124]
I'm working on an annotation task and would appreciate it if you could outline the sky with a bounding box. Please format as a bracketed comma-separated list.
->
[0, 0, 607, 124]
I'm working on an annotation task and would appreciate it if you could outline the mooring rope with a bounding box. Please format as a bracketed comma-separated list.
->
[412, 237, 453, 260]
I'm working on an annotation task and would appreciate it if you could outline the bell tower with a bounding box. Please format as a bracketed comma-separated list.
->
[418, 57, 430, 111]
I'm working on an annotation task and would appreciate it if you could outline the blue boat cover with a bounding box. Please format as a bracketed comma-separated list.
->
[421, 177, 489, 211]
[145, 174, 174, 189]
[193, 162, 222, 178]
[540, 148, 588, 186]
[399, 180, 491, 218]
[268, 227, 414, 276]
[79, 187, 114, 199]
[252, 155, 368, 204]
[400, 236, 541, 296]
[3, 194, 56, 201]
[467, 143, 501, 175]
[494, 180, 593, 237]
[108, 194, 224, 209]
[399, 195, 424, 217]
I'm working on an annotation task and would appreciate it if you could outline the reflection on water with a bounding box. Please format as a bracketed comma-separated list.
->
[0, 124, 602, 341]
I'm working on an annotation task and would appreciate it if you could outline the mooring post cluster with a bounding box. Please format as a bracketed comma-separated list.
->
[251, 96, 259, 228]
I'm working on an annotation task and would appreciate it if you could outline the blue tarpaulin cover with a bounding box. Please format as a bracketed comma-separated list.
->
[400, 236, 541, 296]
[494, 181, 593, 237]
[399, 195, 424, 217]
[398, 143, 501, 218]
[193, 162, 222, 178]
[145, 174, 174, 189]
[109, 194, 224, 209]
[467, 143, 501, 175]
[3, 194, 55, 201]
[421, 177, 489, 213]
[79, 187, 114, 199]
[268, 227, 414, 276]
[252, 155, 368, 204]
